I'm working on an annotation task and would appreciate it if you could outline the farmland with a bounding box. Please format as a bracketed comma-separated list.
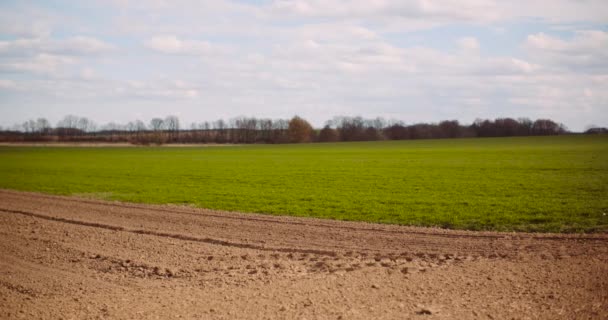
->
[0, 135, 607, 232]
[1, 135, 608, 319]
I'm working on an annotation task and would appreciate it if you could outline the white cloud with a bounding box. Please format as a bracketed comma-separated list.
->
[290, 23, 379, 42]
[0, 7, 56, 37]
[112, 79, 201, 100]
[525, 30, 608, 71]
[144, 36, 227, 55]
[1, 0, 607, 131]
[0, 79, 19, 90]
[0, 36, 114, 57]
[526, 30, 608, 53]
[269, 0, 498, 21]
[268, 0, 608, 25]
[0, 36, 113, 78]
[60, 37, 115, 55]
[457, 37, 480, 52]
[0, 54, 74, 74]
[468, 57, 540, 75]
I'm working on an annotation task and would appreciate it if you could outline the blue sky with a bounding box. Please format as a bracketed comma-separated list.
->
[1, 0, 607, 131]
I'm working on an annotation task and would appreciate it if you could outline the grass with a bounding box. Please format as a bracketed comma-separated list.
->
[0, 135, 607, 232]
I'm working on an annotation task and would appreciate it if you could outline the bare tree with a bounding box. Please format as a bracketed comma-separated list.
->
[318, 125, 338, 142]
[201, 121, 211, 142]
[334, 116, 366, 141]
[0, 114, 574, 144]
[36, 118, 51, 134]
[258, 118, 273, 143]
[517, 118, 533, 136]
[77, 117, 96, 133]
[57, 115, 79, 129]
[149, 118, 165, 144]
[164, 115, 180, 142]
[438, 120, 461, 138]
[22, 120, 35, 133]
[532, 119, 562, 135]
[150, 118, 164, 131]
[56, 115, 82, 137]
[214, 119, 227, 143]
[272, 119, 289, 143]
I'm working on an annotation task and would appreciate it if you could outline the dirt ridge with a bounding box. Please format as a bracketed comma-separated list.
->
[0, 208, 338, 256]
[1, 189, 606, 240]
[1, 190, 607, 319]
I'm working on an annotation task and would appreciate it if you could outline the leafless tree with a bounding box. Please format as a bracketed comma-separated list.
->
[1, 114, 572, 144]
[318, 125, 339, 142]
[150, 118, 164, 131]
[57, 115, 79, 129]
[77, 117, 96, 133]
[163, 115, 180, 142]
[438, 120, 461, 138]
[36, 118, 51, 134]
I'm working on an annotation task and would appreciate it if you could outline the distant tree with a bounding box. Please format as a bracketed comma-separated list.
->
[57, 115, 79, 130]
[164, 115, 180, 142]
[149, 118, 165, 144]
[36, 118, 51, 134]
[272, 119, 289, 143]
[22, 120, 35, 133]
[101, 122, 124, 131]
[318, 125, 339, 142]
[517, 118, 533, 136]
[334, 116, 366, 141]
[288, 116, 313, 143]
[584, 127, 608, 134]
[369, 117, 386, 131]
[532, 119, 562, 135]
[235, 117, 258, 143]
[150, 118, 164, 131]
[213, 119, 227, 143]
[258, 118, 274, 143]
[384, 124, 408, 140]
[361, 117, 385, 140]
[201, 121, 211, 142]
[77, 117, 96, 133]
[164, 115, 179, 131]
[56, 115, 85, 138]
[134, 120, 146, 132]
[408, 123, 438, 139]
[0, 113, 576, 144]
[438, 120, 461, 138]
[128, 120, 147, 144]
[471, 118, 493, 137]
[495, 118, 519, 136]
[363, 126, 382, 140]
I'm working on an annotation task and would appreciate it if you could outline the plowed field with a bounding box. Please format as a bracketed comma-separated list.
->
[1, 189, 607, 319]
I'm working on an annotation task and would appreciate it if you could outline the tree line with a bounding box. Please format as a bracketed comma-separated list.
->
[0, 114, 578, 145]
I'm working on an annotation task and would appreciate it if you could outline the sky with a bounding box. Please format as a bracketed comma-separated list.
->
[1, 0, 607, 131]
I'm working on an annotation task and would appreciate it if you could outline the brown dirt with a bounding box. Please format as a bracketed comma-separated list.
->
[1, 189, 607, 319]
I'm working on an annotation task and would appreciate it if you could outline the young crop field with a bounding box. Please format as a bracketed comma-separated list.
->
[0, 135, 606, 232]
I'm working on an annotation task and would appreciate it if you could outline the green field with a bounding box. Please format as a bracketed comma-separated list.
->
[1, 135, 607, 232]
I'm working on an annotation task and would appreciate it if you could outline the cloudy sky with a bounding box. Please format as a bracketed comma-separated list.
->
[1, 0, 607, 131]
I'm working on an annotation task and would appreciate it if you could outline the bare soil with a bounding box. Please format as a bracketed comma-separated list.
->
[1, 189, 606, 319]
